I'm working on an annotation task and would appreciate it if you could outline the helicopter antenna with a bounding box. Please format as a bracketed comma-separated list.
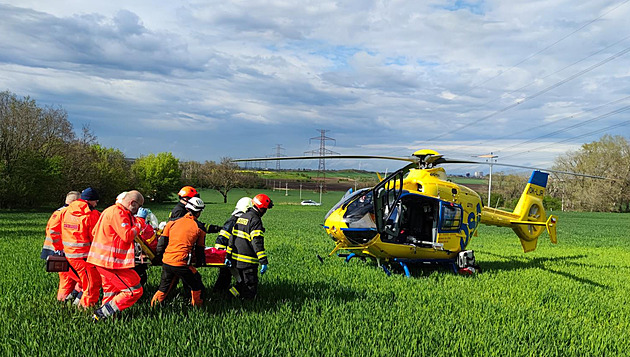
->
[305, 129, 339, 192]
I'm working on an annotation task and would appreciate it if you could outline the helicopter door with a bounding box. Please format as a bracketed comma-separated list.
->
[373, 167, 406, 239]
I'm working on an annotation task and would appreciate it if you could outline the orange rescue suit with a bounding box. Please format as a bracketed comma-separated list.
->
[60, 199, 101, 307]
[161, 213, 206, 266]
[88, 203, 141, 269]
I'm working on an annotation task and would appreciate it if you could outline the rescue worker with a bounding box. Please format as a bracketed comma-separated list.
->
[212, 197, 252, 293]
[168, 186, 199, 221]
[60, 187, 102, 308]
[151, 197, 207, 307]
[169, 186, 221, 234]
[226, 193, 273, 300]
[88, 190, 145, 321]
[41, 190, 83, 303]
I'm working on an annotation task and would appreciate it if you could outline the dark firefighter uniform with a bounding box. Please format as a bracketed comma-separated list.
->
[226, 208, 267, 299]
[212, 212, 244, 292]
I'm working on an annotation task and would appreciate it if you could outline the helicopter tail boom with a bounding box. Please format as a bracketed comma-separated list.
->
[481, 171, 558, 252]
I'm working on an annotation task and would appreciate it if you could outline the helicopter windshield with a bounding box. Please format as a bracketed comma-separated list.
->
[325, 187, 371, 219]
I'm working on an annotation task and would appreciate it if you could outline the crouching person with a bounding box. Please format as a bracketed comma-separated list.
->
[151, 197, 207, 307]
[88, 190, 145, 322]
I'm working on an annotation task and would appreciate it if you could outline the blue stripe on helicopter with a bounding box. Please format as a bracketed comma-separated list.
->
[528, 170, 548, 187]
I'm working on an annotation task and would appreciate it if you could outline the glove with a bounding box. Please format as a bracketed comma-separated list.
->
[224, 258, 232, 268]
[136, 207, 148, 219]
[205, 223, 222, 233]
[260, 264, 268, 275]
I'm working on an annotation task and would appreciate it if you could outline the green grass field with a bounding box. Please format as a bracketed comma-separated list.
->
[1, 189, 630, 356]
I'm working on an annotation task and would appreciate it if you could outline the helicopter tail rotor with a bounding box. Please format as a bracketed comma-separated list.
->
[481, 171, 558, 252]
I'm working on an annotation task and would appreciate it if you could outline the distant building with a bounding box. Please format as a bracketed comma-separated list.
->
[474, 171, 484, 178]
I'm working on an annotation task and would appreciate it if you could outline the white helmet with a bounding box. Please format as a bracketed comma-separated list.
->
[232, 197, 253, 215]
[116, 191, 128, 204]
[185, 197, 205, 212]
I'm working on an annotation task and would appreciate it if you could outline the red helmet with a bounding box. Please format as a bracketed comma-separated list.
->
[178, 186, 198, 199]
[252, 194, 273, 210]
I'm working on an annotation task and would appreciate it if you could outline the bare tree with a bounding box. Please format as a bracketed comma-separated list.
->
[552, 135, 630, 212]
[204, 158, 242, 203]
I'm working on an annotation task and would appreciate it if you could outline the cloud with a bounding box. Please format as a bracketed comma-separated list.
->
[0, 0, 629, 172]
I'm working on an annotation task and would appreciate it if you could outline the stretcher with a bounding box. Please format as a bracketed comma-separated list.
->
[45, 233, 227, 272]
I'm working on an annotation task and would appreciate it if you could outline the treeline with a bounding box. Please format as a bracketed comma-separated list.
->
[479, 135, 630, 212]
[550, 135, 630, 212]
[0, 91, 261, 208]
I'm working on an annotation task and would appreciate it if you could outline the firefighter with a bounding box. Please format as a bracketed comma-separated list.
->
[88, 190, 145, 321]
[41, 190, 83, 303]
[226, 193, 273, 300]
[212, 197, 253, 293]
[169, 186, 221, 234]
[60, 187, 102, 308]
[151, 197, 207, 307]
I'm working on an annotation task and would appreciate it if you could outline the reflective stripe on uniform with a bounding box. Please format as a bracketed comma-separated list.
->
[86, 251, 134, 266]
[232, 252, 258, 264]
[91, 241, 131, 255]
[256, 250, 267, 259]
[232, 229, 252, 241]
[215, 244, 227, 249]
[226, 246, 233, 254]
[229, 287, 240, 297]
[219, 230, 231, 239]
[251, 230, 263, 238]
[126, 283, 142, 294]
[63, 241, 91, 247]
[65, 252, 89, 259]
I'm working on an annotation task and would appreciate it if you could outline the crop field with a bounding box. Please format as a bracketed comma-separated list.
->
[1, 189, 630, 356]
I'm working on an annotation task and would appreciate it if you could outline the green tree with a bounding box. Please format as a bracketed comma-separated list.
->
[131, 152, 181, 202]
[88, 145, 133, 204]
[0, 91, 75, 207]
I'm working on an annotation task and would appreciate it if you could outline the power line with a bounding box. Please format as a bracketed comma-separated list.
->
[418, 44, 630, 146]
[272, 144, 286, 170]
[457, 0, 630, 98]
[305, 129, 339, 191]
[500, 118, 630, 161]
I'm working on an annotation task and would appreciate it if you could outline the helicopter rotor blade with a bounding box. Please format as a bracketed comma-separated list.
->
[232, 155, 418, 163]
[447, 160, 612, 180]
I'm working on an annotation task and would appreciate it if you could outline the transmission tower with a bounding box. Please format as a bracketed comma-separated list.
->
[273, 144, 286, 170]
[304, 129, 338, 192]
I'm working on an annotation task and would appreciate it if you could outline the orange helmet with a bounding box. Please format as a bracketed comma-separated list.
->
[252, 194, 273, 210]
[178, 186, 199, 199]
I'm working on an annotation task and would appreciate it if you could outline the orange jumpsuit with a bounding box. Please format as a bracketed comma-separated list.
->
[151, 213, 206, 306]
[60, 199, 101, 307]
[41, 205, 82, 301]
[87, 203, 143, 317]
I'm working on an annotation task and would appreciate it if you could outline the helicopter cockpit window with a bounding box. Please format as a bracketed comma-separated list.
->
[325, 188, 371, 220]
[440, 203, 462, 231]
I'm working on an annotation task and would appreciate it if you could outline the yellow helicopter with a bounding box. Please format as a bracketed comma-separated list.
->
[234, 149, 599, 276]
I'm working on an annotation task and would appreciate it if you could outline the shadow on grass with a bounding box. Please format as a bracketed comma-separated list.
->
[132, 277, 366, 318]
[477, 251, 609, 289]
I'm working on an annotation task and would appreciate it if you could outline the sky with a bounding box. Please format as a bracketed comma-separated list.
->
[1, 0, 629, 175]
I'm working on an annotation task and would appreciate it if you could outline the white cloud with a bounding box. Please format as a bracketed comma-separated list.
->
[0, 0, 628, 171]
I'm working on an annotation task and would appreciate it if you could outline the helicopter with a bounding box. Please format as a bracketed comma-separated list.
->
[233, 149, 602, 276]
